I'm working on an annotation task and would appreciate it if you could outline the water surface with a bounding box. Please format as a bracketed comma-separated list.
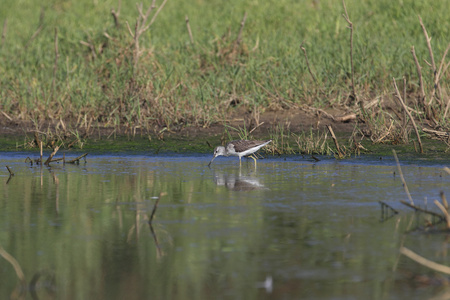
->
[0, 153, 449, 299]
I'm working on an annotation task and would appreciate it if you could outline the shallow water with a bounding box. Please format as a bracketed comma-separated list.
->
[0, 152, 450, 299]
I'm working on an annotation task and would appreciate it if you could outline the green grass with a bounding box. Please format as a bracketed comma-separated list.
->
[0, 0, 449, 131]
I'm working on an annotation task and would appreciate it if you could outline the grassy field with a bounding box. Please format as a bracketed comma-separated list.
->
[0, 0, 449, 153]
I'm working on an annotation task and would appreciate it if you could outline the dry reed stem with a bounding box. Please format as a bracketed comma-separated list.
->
[428, 43, 450, 109]
[79, 39, 96, 59]
[51, 28, 59, 101]
[326, 125, 343, 158]
[444, 88, 450, 120]
[393, 78, 424, 153]
[127, 0, 168, 75]
[0, 110, 12, 121]
[434, 200, 450, 229]
[400, 247, 450, 275]
[418, 15, 442, 107]
[402, 77, 410, 142]
[1, 19, 7, 47]
[185, 15, 194, 44]
[25, 8, 44, 49]
[411, 46, 426, 108]
[39, 141, 43, 164]
[418, 16, 436, 71]
[300, 41, 318, 84]
[236, 12, 247, 46]
[441, 191, 448, 210]
[393, 150, 415, 205]
[342, 0, 358, 104]
[435, 43, 450, 92]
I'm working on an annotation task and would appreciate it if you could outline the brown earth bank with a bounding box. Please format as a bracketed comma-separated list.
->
[0, 106, 357, 140]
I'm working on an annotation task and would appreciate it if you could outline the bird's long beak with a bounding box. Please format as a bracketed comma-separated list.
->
[208, 155, 217, 167]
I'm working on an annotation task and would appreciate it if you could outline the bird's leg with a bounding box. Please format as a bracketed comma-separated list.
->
[239, 156, 242, 167]
[249, 155, 257, 168]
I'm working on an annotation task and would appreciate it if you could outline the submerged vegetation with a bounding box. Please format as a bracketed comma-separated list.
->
[0, 0, 449, 154]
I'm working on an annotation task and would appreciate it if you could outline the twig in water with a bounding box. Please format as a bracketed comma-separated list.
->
[44, 146, 60, 166]
[185, 15, 194, 45]
[434, 200, 450, 229]
[393, 150, 414, 205]
[39, 140, 43, 164]
[342, 0, 358, 104]
[393, 78, 423, 153]
[400, 200, 445, 220]
[5, 166, 14, 176]
[400, 247, 450, 275]
[379, 200, 399, 214]
[148, 222, 163, 258]
[66, 153, 88, 164]
[441, 191, 448, 210]
[149, 192, 167, 224]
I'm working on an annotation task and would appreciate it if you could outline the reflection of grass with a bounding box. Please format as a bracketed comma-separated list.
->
[1, 0, 449, 139]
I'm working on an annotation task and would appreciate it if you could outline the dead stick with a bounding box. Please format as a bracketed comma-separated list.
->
[66, 153, 88, 164]
[39, 141, 43, 164]
[111, 0, 121, 28]
[185, 15, 194, 45]
[379, 200, 399, 214]
[326, 125, 343, 158]
[400, 200, 444, 219]
[5, 166, 14, 176]
[393, 78, 423, 153]
[149, 192, 166, 223]
[400, 247, 450, 275]
[434, 200, 450, 229]
[44, 146, 60, 166]
[393, 150, 415, 205]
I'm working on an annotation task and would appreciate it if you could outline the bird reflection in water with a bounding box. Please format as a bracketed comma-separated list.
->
[213, 171, 267, 191]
